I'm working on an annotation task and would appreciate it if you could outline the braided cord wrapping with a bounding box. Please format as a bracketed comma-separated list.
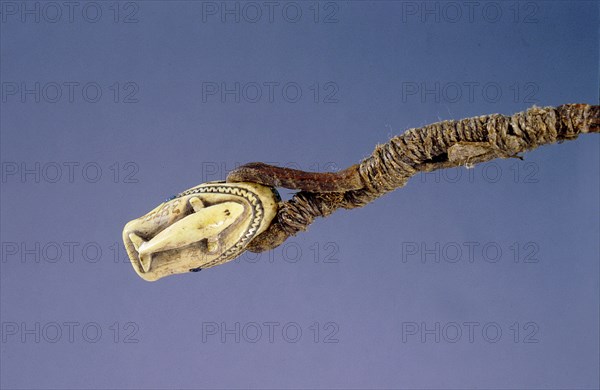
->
[234, 104, 599, 253]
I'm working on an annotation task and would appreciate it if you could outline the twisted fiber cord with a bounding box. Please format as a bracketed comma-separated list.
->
[229, 104, 599, 253]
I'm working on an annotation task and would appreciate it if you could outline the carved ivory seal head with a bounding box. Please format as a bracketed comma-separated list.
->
[123, 181, 279, 281]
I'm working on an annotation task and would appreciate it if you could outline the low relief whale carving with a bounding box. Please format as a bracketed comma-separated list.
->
[122, 181, 280, 281]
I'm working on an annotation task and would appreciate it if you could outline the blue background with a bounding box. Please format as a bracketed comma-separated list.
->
[1, 1, 598, 388]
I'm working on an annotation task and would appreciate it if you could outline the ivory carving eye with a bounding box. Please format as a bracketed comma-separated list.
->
[122, 181, 280, 281]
